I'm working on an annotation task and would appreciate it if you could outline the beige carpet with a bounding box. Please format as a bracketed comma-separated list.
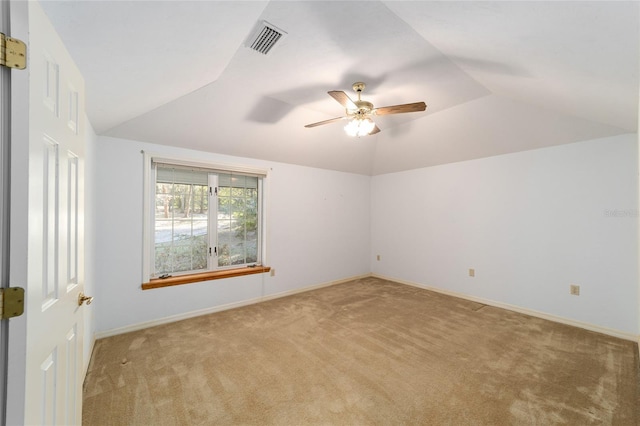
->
[83, 277, 640, 425]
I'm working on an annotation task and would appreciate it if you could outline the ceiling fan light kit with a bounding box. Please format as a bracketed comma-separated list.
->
[305, 81, 427, 137]
[345, 117, 375, 137]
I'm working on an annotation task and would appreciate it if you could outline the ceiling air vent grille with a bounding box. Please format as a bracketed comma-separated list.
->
[246, 21, 287, 55]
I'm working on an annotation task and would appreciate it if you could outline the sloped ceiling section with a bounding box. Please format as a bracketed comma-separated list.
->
[40, 0, 270, 133]
[41, 1, 639, 175]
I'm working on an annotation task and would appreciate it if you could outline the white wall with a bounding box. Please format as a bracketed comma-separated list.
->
[92, 136, 371, 334]
[371, 134, 639, 336]
[91, 133, 638, 338]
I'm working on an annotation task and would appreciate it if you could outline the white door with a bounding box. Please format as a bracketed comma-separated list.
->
[8, 1, 88, 424]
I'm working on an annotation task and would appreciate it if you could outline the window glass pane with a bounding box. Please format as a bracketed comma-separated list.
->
[154, 167, 208, 275]
[217, 174, 259, 267]
[231, 187, 245, 198]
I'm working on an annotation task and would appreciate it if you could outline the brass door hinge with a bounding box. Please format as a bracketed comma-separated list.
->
[0, 33, 26, 70]
[0, 287, 25, 319]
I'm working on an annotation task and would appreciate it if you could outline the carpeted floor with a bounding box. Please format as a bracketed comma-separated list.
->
[83, 277, 640, 425]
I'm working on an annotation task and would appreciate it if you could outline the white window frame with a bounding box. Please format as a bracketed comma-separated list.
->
[142, 151, 269, 282]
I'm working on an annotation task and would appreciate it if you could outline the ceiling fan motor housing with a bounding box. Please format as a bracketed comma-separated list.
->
[351, 100, 374, 116]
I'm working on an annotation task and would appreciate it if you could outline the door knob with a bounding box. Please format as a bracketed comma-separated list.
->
[78, 292, 94, 306]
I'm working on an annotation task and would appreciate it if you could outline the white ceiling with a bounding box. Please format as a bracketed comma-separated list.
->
[40, 1, 639, 175]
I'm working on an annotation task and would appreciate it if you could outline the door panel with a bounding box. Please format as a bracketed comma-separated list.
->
[39, 350, 57, 425]
[64, 325, 79, 425]
[23, 2, 86, 424]
[42, 135, 59, 308]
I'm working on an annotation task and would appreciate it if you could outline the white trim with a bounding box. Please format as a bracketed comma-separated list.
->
[95, 274, 371, 339]
[261, 171, 270, 269]
[257, 178, 265, 266]
[141, 151, 153, 282]
[636, 129, 639, 366]
[95, 272, 639, 344]
[373, 273, 640, 342]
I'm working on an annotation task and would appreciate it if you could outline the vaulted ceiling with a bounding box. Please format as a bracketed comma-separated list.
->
[40, 1, 639, 175]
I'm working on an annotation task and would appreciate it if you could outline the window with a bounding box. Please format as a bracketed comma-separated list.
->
[154, 165, 209, 275]
[142, 153, 268, 285]
[215, 174, 260, 267]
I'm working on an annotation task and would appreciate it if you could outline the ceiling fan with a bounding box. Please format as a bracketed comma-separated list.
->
[304, 82, 427, 137]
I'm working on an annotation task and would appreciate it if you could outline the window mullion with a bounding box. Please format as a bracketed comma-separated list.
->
[169, 177, 176, 274]
[209, 173, 218, 271]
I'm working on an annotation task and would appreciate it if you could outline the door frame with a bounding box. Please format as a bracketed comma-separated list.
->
[0, 0, 11, 422]
[5, 0, 30, 424]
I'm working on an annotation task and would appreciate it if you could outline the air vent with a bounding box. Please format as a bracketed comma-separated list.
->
[245, 21, 287, 55]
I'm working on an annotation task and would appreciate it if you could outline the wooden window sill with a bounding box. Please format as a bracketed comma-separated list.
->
[142, 266, 271, 290]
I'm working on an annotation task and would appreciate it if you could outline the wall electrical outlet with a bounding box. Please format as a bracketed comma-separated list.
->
[270, 269, 275, 277]
[570, 284, 580, 296]
[376, 255, 381, 261]
[469, 268, 475, 277]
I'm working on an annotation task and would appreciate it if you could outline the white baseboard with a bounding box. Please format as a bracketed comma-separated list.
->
[373, 273, 640, 343]
[95, 274, 371, 339]
[94, 272, 639, 344]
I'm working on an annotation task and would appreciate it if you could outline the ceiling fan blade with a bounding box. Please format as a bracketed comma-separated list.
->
[328, 91, 357, 110]
[374, 102, 427, 116]
[304, 116, 347, 128]
[369, 125, 381, 135]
